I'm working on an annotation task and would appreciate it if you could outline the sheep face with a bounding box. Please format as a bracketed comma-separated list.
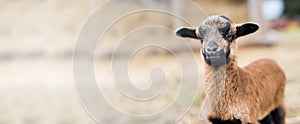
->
[176, 15, 259, 68]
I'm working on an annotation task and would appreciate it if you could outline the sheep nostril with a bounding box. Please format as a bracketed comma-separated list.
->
[206, 41, 218, 52]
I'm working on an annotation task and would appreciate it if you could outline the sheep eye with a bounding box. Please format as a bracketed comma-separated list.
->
[226, 34, 233, 41]
[197, 36, 203, 43]
[225, 33, 234, 42]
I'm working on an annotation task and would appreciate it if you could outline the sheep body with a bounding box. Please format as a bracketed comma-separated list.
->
[203, 57, 286, 124]
[175, 15, 286, 124]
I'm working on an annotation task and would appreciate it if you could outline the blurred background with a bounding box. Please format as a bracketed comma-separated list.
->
[0, 0, 300, 123]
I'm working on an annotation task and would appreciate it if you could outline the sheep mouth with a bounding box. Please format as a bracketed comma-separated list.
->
[202, 51, 230, 68]
[206, 56, 227, 69]
[206, 55, 227, 63]
[205, 51, 226, 59]
[206, 55, 223, 59]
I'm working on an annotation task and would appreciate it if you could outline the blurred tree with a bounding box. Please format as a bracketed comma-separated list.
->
[227, 0, 247, 4]
[283, 0, 300, 18]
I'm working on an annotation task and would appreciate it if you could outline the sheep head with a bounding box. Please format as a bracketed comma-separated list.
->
[176, 15, 259, 68]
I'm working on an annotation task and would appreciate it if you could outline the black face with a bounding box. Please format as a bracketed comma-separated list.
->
[175, 15, 259, 69]
[197, 16, 234, 69]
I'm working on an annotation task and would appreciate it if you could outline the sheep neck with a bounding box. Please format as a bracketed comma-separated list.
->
[204, 55, 239, 110]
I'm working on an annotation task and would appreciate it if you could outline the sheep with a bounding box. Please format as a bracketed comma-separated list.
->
[175, 15, 286, 124]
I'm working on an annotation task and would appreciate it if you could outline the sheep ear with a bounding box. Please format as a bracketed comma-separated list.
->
[235, 23, 259, 38]
[175, 27, 198, 39]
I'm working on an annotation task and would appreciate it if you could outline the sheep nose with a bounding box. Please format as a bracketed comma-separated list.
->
[206, 41, 218, 52]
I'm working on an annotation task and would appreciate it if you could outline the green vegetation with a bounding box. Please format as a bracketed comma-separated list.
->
[284, 0, 300, 18]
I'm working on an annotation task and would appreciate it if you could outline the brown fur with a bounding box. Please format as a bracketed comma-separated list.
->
[176, 15, 286, 124]
[203, 54, 286, 124]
